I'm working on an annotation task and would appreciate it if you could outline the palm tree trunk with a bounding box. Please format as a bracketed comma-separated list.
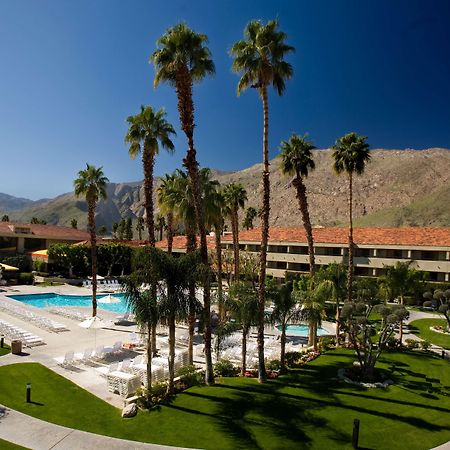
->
[335, 297, 341, 344]
[347, 172, 354, 303]
[142, 146, 155, 246]
[167, 212, 174, 255]
[215, 227, 224, 320]
[146, 322, 153, 397]
[280, 324, 287, 371]
[294, 174, 315, 277]
[257, 85, 270, 384]
[88, 200, 97, 317]
[151, 325, 157, 357]
[232, 209, 239, 281]
[186, 231, 196, 365]
[176, 66, 214, 386]
[241, 328, 247, 376]
[167, 315, 176, 395]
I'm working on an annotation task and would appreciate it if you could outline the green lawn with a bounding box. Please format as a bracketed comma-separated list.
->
[0, 343, 11, 357]
[0, 439, 28, 450]
[409, 318, 450, 349]
[0, 350, 448, 449]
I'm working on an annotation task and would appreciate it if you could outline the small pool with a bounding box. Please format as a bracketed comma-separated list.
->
[276, 324, 330, 337]
[7, 293, 129, 314]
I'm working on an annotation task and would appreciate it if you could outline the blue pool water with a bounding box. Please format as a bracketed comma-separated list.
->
[8, 293, 129, 314]
[276, 324, 329, 337]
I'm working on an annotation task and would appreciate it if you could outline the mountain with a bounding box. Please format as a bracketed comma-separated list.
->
[4, 148, 450, 230]
[0, 193, 42, 212]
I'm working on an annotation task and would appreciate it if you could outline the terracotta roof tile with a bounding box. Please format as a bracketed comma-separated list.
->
[0, 221, 89, 241]
[156, 227, 450, 249]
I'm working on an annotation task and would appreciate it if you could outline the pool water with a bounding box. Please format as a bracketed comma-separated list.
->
[8, 293, 129, 314]
[276, 324, 329, 337]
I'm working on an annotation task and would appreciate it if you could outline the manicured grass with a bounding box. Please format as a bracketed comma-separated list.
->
[410, 318, 450, 349]
[0, 439, 28, 450]
[0, 351, 449, 449]
[0, 343, 11, 356]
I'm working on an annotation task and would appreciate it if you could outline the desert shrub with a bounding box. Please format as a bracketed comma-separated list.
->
[213, 359, 239, 377]
[18, 272, 34, 285]
[405, 338, 419, 349]
[318, 336, 336, 352]
[176, 365, 204, 387]
[285, 351, 303, 367]
[266, 359, 281, 371]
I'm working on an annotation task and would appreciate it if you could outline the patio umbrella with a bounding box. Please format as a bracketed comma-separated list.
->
[88, 275, 105, 280]
[0, 263, 19, 271]
[79, 316, 106, 348]
[98, 294, 120, 304]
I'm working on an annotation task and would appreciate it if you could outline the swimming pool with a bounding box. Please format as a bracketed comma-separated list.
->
[7, 293, 129, 314]
[276, 324, 330, 337]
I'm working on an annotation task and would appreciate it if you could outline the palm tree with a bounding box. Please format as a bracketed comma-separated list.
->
[123, 284, 159, 397]
[280, 134, 316, 277]
[151, 23, 215, 385]
[223, 183, 247, 282]
[332, 132, 370, 303]
[316, 263, 347, 344]
[155, 214, 166, 241]
[267, 282, 299, 371]
[242, 207, 257, 230]
[231, 19, 294, 383]
[136, 217, 144, 240]
[295, 278, 330, 351]
[125, 105, 175, 246]
[227, 282, 259, 375]
[157, 173, 178, 255]
[74, 164, 108, 317]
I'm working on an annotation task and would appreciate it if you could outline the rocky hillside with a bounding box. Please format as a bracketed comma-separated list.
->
[4, 148, 450, 230]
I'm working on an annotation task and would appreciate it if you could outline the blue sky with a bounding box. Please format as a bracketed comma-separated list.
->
[1, 0, 449, 200]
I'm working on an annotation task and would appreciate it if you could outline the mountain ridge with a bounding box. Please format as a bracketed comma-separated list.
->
[2, 148, 449, 230]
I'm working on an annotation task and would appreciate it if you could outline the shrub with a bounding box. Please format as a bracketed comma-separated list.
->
[318, 336, 336, 352]
[422, 301, 433, 309]
[18, 272, 34, 285]
[405, 338, 419, 349]
[385, 336, 401, 350]
[33, 260, 46, 272]
[213, 359, 239, 377]
[285, 351, 303, 368]
[420, 340, 432, 351]
[266, 359, 281, 371]
[176, 365, 204, 387]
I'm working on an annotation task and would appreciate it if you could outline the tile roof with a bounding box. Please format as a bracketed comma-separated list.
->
[0, 221, 90, 241]
[156, 227, 450, 249]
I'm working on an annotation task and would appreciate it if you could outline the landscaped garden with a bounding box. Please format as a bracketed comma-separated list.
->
[0, 349, 448, 450]
[410, 318, 450, 350]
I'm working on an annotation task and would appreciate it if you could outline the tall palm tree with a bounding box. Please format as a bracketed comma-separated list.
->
[223, 183, 247, 282]
[157, 173, 178, 255]
[227, 282, 259, 375]
[74, 164, 108, 317]
[125, 105, 175, 246]
[155, 214, 166, 242]
[280, 134, 316, 277]
[231, 19, 294, 383]
[267, 282, 299, 371]
[332, 132, 370, 303]
[151, 23, 215, 385]
[242, 206, 257, 230]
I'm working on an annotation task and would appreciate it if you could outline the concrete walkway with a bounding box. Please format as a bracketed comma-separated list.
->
[0, 404, 191, 450]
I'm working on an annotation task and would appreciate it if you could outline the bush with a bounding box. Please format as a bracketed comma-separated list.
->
[420, 340, 432, 351]
[318, 336, 336, 352]
[285, 351, 303, 368]
[422, 301, 433, 309]
[18, 272, 34, 285]
[213, 359, 239, 377]
[33, 260, 47, 272]
[135, 381, 172, 408]
[385, 336, 401, 350]
[176, 365, 204, 387]
[266, 359, 281, 371]
[405, 338, 419, 349]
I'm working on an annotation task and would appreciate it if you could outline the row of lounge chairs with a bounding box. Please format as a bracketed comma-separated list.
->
[82, 279, 122, 291]
[0, 319, 45, 347]
[0, 300, 69, 333]
[58, 341, 124, 368]
[47, 307, 89, 322]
